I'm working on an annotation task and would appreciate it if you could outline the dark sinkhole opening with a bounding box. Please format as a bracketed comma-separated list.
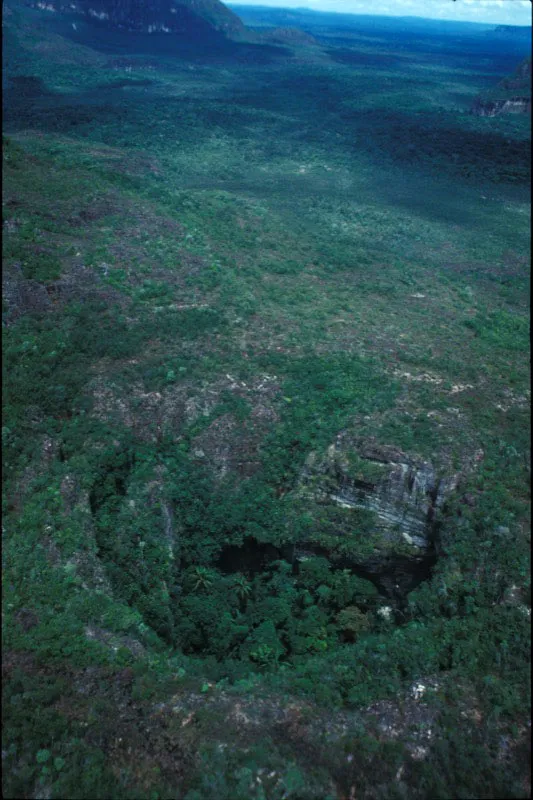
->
[216, 535, 438, 609]
[216, 538, 294, 577]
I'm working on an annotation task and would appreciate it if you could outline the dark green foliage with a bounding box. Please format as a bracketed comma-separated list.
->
[3, 302, 141, 423]
[464, 309, 529, 351]
[358, 108, 531, 184]
[2, 4, 530, 798]
[261, 354, 397, 486]
[409, 714, 531, 799]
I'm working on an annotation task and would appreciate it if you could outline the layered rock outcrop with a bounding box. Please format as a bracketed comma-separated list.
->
[293, 435, 472, 601]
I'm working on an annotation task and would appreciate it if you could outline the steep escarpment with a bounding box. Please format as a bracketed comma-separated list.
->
[472, 57, 531, 117]
[26, 0, 246, 37]
[290, 434, 478, 603]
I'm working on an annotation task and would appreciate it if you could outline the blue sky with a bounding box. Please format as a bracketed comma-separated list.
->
[229, 0, 533, 26]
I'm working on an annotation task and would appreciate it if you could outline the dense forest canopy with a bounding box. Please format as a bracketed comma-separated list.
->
[2, 1, 531, 798]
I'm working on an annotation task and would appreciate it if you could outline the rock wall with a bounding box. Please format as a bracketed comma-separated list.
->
[300, 437, 458, 552]
[471, 57, 531, 117]
[27, 0, 245, 36]
[293, 435, 470, 601]
[472, 97, 531, 117]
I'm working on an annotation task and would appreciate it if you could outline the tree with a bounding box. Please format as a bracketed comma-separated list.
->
[232, 574, 252, 610]
[189, 566, 216, 592]
[336, 606, 370, 642]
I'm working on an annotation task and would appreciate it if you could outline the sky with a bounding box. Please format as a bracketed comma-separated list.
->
[228, 0, 533, 26]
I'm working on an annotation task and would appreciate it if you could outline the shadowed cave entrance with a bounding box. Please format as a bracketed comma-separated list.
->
[216, 535, 438, 608]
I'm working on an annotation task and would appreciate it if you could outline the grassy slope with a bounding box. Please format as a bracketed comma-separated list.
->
[2, 5, 531, 799]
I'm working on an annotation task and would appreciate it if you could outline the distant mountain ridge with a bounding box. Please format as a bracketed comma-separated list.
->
[494, 25, 531, 38]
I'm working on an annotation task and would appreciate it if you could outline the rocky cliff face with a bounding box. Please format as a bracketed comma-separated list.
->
[29, 0, 245, 36]
[471, 97, 531, 117]
[300, 436, 456, 546]
[294, 434, 472, 601]
[472, 57, 531, 117]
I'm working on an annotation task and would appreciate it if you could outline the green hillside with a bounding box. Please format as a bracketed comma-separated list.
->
[2, 4, 531, 799]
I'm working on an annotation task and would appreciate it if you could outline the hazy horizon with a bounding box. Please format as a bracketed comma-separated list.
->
[228, 0, 533, 27]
